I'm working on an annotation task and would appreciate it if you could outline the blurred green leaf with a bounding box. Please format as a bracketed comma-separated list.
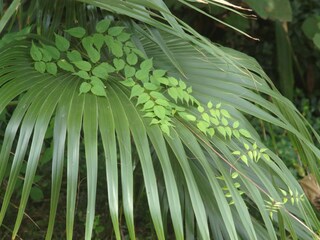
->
[313, 33, 320, 49]
[30, 186, 44, 202]
[302, 15, 320, 40]
[244, 0, 292, 21]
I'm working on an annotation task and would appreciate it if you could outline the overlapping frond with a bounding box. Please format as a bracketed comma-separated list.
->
[0, 0, 319, 239]
[138, 28, 320, 238]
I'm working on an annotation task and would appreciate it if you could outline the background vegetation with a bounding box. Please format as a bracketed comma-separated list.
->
[1, 0, 320, 239]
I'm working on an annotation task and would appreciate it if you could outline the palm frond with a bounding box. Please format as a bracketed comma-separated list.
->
[137, 27, 320, 238]
[0, 1, 320, 239]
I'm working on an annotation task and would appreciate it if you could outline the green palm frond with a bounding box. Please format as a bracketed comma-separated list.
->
[138, 26, 320, 237]
[0, 0, 320, 239]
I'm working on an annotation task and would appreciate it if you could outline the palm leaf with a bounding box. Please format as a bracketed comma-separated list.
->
[65, 88, 84, 240]
[97, 96, 120, 239]
[46, 91, 70, 240]
[0, 1, 320, 239]
[108, 83, 136, 239]
[111, 84, 166, 239]
[137, 28, 320, 237]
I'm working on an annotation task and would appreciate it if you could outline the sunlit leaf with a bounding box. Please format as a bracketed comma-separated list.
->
[92, 64, 109, 79]
[108, 26, 125, 36]
[130, 84, 144, 99]
[113, 58, 125, 71]
[140, 58, 153, 72]
[57, 59, 75, 72]
[46, 62, 57, 75]
[73, 71, 90, 80]
[42, 45, 60, 60]
[80, 82, 92, 94]
[110, 41, 123, 57]
[136, 93, 150, 106]
[54, 33, 70, 52]
[30, 41, 42, 61]
[73, 61, 92, 71]
[127, 53, 138, 65]
[154, 105, 166, 119]
[91, 85, 106, 97]
[92, 33, 105, 51]
[67, 50, 82, 62]
[239, 129, 252, 138]
[124, 65, 136, 78]
[95, 19, 111, 33]
[117, 32, 131, 42]
[34, 61, 46, 73]
[65, 27, 86, 38]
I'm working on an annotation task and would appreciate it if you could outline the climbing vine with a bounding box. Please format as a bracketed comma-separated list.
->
[265, 188, 305, 219]
[29, 18, 305, 215]
[29, 19, 248, 139]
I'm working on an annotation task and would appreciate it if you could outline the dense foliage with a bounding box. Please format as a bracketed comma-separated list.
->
[0, 0, 320, 239]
